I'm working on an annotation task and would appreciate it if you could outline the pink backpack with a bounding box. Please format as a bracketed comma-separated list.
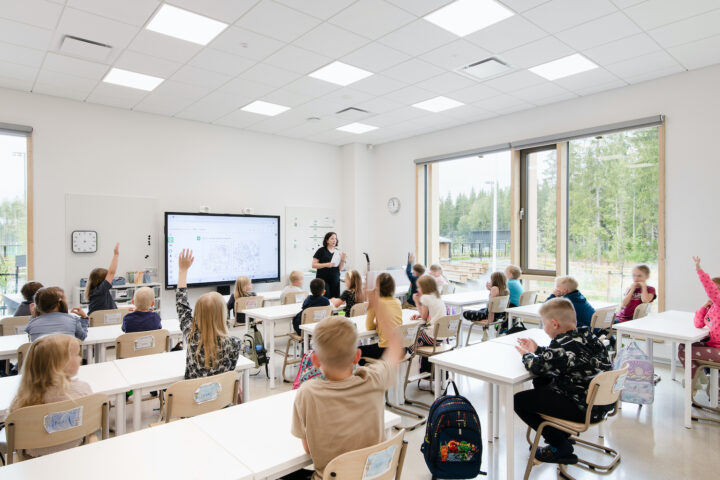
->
[293, 350, 325, 389]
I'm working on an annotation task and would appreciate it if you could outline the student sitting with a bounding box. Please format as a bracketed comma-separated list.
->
[505, 264, 524, 307]
[281, 270, 305, 299]
[545, 276, 595, 328]
[330, 270, 364, 317]
[122, 287, 161, 333]
[411, 275, 447, 373]
[289, 294, 403, 480]
[360, 273, 401, 361]
[514, 298, 612, 465]
[404, 253, 425, 307]
[463, 271, 509, 323]
[615, 264, 656, 322]
[176, 249, 243, 379]
[10, 334, 92, 458]
[85, 243, 120, 315]
[226, 275, 255, 325]
[427, 264, 448, 287]
[292, 278, 330, 335]
[25, 287, 89, 341]
[13, 281, 43, 317]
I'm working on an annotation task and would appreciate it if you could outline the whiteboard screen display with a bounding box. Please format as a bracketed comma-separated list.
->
[165, 212, 280, 288]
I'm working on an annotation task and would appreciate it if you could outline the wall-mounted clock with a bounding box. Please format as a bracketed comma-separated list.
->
[72, 230, 97, 253]
[387, 197, 401, 214]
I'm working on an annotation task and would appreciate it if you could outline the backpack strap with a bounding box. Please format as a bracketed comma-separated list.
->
[443, 380, 460, 397]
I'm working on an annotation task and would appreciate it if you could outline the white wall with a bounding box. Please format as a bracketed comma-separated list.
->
[0, 87, 342, 313]
[369, 64, 720, 312]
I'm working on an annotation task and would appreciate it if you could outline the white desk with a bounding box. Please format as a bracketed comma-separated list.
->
[0, 361, 130, 435]
[505, 300, 618, 327]
[0, 334, 29, 361]
[224, 290, 283, 306]
[442, 290, 490, 311]
[190, 389, 401, 480]
[1, 293, 22, 315]
[86, 318, 181, 363]
[113, 350, 255, 432]
[0, 417, 253, 480]
[614, 311, 709, 429]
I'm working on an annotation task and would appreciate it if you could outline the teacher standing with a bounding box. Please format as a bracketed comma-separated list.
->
[312, 232, 346, 299]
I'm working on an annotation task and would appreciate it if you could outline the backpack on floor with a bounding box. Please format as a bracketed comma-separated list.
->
[242, 321, 269, 376]
[421, 381, 485, 479]
[292, 349, 325, 389]
[614, 340, 654, 405]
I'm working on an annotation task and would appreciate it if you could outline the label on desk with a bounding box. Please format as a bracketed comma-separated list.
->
[44, 406, 83, 433]
[194, 382, 221, 404]
[363, 444, 396, 479]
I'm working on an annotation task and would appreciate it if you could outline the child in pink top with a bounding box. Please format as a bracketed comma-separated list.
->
[616, 264, 657, 322]
[678, 257, 720, 377]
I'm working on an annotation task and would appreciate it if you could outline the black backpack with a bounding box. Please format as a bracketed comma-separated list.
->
[242, 320, 269, 376]
[421, 381, 485, 479]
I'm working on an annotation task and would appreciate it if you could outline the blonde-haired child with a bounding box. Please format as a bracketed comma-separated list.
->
[122, 287, 162, 333]
[176, 250, 243, 379]
[226, 275, 255, 325]
[546, 276, 595, 328]
[463, 271, 509, 323]
[281, 270, 304, 299]
[505, 264, 524, 307]
[85, 243, 120, 314]
[331, 270, 364, 316]
[428, 264, 448, 287]
[616, 264, 656, 322]
[10, 334, 92, 458]
[411, 275, 447, 373]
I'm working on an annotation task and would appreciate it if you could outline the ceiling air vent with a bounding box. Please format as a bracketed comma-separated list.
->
[456, 57, 511, 82]
[335, 107, 370, 121]
[60, 35, 113, 62]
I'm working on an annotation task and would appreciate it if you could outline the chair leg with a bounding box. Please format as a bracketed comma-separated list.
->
[524, 425, 545, 480]
[465, 322, 475, 346]
[569, 434, 621, 473]
[281, 338, 295, 383]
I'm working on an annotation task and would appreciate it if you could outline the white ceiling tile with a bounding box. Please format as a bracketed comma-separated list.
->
[500, 36, 575, 68]
[622, 63, 685, 84]
[667, 34, 720, 70]
[583, 33, 660, 65]
[213, 109, 265, 129]
[493, 101, 535, 115]
[624, 0, 720, 30]
[115, 50, 181, 78]
[56, 7, 140, 50]
[649, 9, 720, 48]
[572, 78, 626, 95]
[86, 82, 148, 109]
[293, 22, 370, 59]
[364, 106, 431, 126]
[553, 67, 624, 91]
[169, 0, 258, 23]
[217, 76, 275, 99]
[555, 11, 641, 50]
[264, 45, 332, 75]
[499, 0, 552, 12]
[318, 87, 374, 107]
[385, 0, 453, 16]
[0, 42, 45, 68]
[466, 15, 547, 53]
[610, 0, 645, 8]
[235, 1, 321, 42]
[67, 0, 159, 26]
[284, 76, 341, 98]
[419, 39, 492, 70]
[415, 72, 478, 94]
[170, 65, 231, 89]
[0, 60, 39, 81]
[176, 91, 245, 122]
[127, 30, 203, 63]
[382, 84, 438, 105]
[294, 97, 347, 116]
[33, 68, 96, 100]
[523, 0, 617, 34]
[281, 119, 346, 139]
[240, 62, 300, 88]
[511, 82, 572, 103]
[210, 26, 285, 61]
[378, 19, 456, 57]
[476, 93, 528, 111]
[341, 42, 410, 72]
[449, 83, 501, 103]
[354, 96, 406, 114]
[0, 74, 35, 91]
[0, 18, 53, 50]
[274, 0, 358, 20]
[260, 89, 313, 107]
[483, 69, 546, 92]
[605, 50, 684, 80]
[439, 104, 494, 121]
[382, 58, 445, 83]
[189, 48, 256, 76]
[43, 52, 109, 80]
[350, 74, 407, 96]
[329, 0, 415, 39]
[0, 0, 64, 29]
[149, 80, 213, 101]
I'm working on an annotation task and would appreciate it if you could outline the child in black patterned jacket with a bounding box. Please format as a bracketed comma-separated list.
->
[513, 298, 612, 465]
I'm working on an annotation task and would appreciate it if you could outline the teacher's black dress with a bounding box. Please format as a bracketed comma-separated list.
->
[313, 246, 341, 298]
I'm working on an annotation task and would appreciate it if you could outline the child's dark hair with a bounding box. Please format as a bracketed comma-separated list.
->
[310, 278, 325, 296]
[21, 281, 43, 302]
[413, 263, 426, 276]
[377, 273, 395, 298]
[85, 267, 108, 301]
[34, 287, 68, 315]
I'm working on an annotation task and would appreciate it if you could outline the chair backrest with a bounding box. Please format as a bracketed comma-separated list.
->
[518, 291, 538, 306]
[165, 371, 239, 422]
[586, 365, 629, 408]
[301, 305, 333, 326]
[349, 302, 369, 317]
[282, 291, 309, 305]
[488, 295, 510, 314]
[441, 283, 456, 295]
[432, 314, 462, 343]
[16, 342, 31, 372]
[1, 316, 31, 336]
[398, 323, 421, 350]
[235, 296, 265, 313]
[323, 429, 407, 480]
[115, 329, 170, 359]
[632, 302, 652, 320]
[88, 309, 126, 327]
[591, 307, 617, 330]
[5, 392, 109, 464]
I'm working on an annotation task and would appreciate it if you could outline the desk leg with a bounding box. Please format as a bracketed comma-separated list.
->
[684, 342, 692, 429]
[434, 366, 442, 398]
[710, 368, 719, 408]
[115, 393, 126, 435]
[268, 320, 276, 389]
[86, 346, 95, 365]
[133, 388, 143, 432]
[646, 338, 654, 363]
[502, 384, 515, 480]
[98, 344, 106, 363]
[493, 385, 499, 439]
[243, 370, 250, 403]
[671, 342, 677, 381]
[487, 383, 494, 442]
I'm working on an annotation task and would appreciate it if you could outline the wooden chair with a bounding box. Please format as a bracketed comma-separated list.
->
[632, 302, 652, 319]
[323, 429, 408, 480]
[1, 316, 30, 336]
[465, 295, 510, 346]
[281, 305, 333, 382]
[4, 393, 109, 464]
[691, 359, 720, 424]
[518, 291, 538, 306]
[282, 291, 308, 305]
[349, 302, 368, 317]
[163, 371, 239, 423]
[523, 365, 628, 480]
[590, 308, 617, 331]
[15, 343, 31, 373]
[115, 329, 170, 359]
[441, 283, 456, 295]
[233, 296, 265, 327]
[88, 309, 126, 327]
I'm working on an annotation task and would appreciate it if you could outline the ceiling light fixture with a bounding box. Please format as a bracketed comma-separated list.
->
[241, 100, 291, 116]
[337, 122, 378, 134]
[146, 4, 228, 45]
[424, 0, 514, 37]
[412, 96, 464, 112]
[529, 54, 598, 80]
[103, 68, 164, 91]
[309, 61, 373, 86]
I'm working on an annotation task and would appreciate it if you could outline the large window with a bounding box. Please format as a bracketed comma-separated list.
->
[520, 146, 557, 275]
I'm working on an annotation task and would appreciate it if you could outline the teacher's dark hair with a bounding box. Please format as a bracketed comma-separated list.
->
[322, 232, 338, 248]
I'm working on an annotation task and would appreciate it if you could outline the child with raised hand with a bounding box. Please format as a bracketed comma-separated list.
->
[545, 276, 595, 328]
[330, 270, 364, 317]
[360, 273, 402, 361]
[404, 253, 426, 307]
[25, 287, 89, 341]
[678, 257, 720, 378]
[514, 298, 612, 465]
[290, 286, 403, 480]
[176, 249, 243, 379]
[616, 264, 656, 322]
[226, 275, 256, 325]
[10, 334, 92, 458]
[462, 271, 509, 323]
[85, 243, 120, 314]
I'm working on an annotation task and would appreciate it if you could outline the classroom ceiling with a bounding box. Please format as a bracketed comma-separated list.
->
[1, 0, 719, 146]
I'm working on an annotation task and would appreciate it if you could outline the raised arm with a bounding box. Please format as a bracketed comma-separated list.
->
[105, 243, 120, 283]
[176, 249, 195, 333]
[694, 256, 720, 305]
